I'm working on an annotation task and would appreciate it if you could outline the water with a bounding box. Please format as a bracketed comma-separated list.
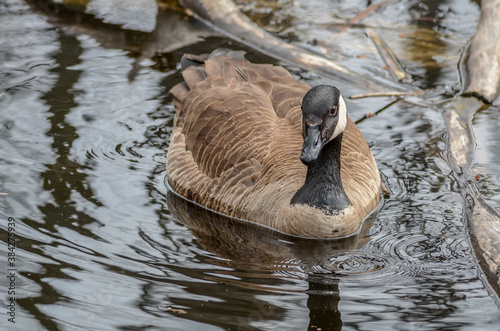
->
[474, 107, 500, 210]
[1, 0, 500, 330]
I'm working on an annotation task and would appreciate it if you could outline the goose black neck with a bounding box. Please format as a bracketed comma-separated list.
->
[291, 133, 352, 213]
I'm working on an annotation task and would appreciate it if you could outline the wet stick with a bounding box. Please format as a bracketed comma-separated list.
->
[349, 91, 416, 99]
[366, 29, 412, 83]
[323, 0, 393, 43]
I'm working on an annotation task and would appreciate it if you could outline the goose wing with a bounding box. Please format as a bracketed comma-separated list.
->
[340, 119, 382, 216]
[167, 54, 309, 212]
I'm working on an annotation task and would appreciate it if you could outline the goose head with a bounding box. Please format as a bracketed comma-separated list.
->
[299, 85, 347, 165]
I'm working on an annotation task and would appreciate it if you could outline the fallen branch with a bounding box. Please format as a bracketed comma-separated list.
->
[179, 0, 406, 92]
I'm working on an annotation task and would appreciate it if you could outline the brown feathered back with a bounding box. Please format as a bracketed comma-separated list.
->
[167, 52, 381, 238]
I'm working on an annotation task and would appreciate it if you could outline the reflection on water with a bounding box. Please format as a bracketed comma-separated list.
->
[165, 189, 353, 330]
[1, 0, 500, 330]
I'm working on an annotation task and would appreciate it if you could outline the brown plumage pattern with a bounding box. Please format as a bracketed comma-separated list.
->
[167, 51, 381, 238]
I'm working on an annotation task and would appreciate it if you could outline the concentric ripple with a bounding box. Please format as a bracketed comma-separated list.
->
[323, 254, 387, 276]
[311, 252, 400, 283]
[310, 249, 424, 286]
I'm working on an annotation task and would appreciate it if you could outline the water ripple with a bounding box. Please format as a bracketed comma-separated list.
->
[321, 254, 387, 276]
[307, 250, 416, 287]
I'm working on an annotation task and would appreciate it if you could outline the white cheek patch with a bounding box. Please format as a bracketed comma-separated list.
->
[330, 94, 347, 141]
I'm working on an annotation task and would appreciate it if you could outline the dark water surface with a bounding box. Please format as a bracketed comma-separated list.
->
[1, 0, 500, 330]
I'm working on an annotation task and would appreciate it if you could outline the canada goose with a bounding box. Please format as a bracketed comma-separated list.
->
[167, 50, 382, 239]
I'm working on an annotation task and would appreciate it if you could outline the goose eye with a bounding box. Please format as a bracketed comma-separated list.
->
[330, 106, 338, 116]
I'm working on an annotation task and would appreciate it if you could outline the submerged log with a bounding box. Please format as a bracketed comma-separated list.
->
[443, 0, 500, 294]
[178, 0, 402, 92]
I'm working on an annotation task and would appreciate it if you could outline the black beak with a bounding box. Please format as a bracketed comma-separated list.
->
[300, 123, 324, 166]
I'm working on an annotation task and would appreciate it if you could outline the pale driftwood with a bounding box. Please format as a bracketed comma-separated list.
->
[467, 188, 500, 292]
[442, 0, 500, 294]
[442, 97, 482, 171]
[462, 0, 500, 103]
[179, 0, 402, 92]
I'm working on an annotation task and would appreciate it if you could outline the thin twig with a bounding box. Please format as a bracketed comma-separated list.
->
[355, 98, 401, 125]
[366, 28, 411, 82]
[349, 91, 417, 99]
[325, 1, 393, 43]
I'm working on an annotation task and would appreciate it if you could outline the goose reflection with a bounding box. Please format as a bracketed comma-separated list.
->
[166, 186, 378, 330]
